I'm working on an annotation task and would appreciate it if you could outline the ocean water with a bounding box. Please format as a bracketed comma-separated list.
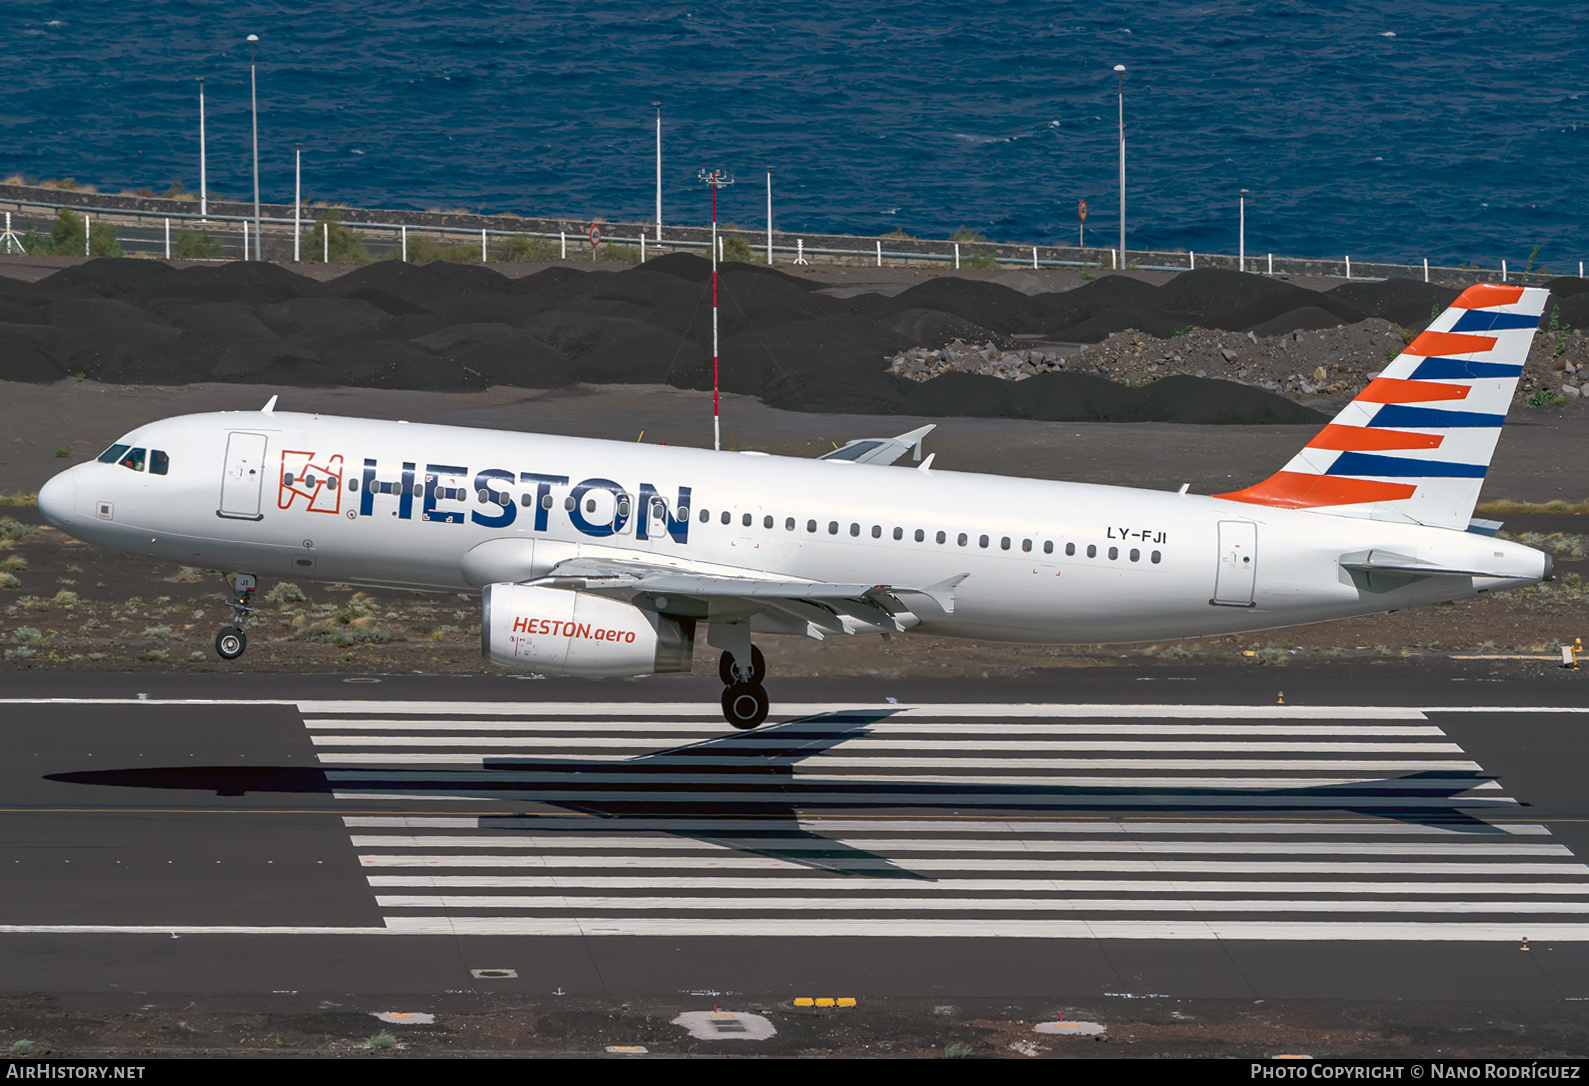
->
[4, 1, 1587, 269]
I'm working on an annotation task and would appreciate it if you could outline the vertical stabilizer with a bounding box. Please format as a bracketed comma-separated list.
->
[1216, 283, 1547, 529]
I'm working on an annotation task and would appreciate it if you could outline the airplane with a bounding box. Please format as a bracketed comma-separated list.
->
[37, 282, 1553, 729]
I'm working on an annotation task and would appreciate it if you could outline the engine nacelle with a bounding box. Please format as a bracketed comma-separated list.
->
[481, 583, 695, 677]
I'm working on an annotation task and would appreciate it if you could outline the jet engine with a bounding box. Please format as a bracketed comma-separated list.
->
[481, 583, 695, 677]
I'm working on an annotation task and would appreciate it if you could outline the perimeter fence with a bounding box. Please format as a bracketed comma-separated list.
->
[0, 183, 1578, 290]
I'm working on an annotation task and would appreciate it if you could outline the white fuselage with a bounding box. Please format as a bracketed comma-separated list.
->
[37, 410, 1549, 644]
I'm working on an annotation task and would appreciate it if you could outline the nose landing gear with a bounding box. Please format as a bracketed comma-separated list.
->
[215, 573, 257, 660]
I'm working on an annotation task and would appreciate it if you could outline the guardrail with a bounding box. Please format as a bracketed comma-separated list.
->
[0, 188, 1579, 289]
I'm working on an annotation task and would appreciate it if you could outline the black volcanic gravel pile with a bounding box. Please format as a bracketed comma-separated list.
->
[0, 255, 1556, 424]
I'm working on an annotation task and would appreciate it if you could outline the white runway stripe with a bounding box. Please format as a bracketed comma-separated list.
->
[304, 721, 1450, 738]
[353, 854, 1587, 875]
[313, 762, 1504, 793]
[378, 916, 1589, 939]
[347, 835, 1566, 856]
[368, 894, 1589, 915]
[308, 698, 1587, 942]
[366, 875, 1589, 895]
[298, 701, 1431, 719]
[318, 754, 1483, 772]
[340, 816, 1555, 836]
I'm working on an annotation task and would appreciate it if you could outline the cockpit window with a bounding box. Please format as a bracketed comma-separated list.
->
[97, 444, 131, 465]
[119, 447, 146, 472]
[150, 450, 170, 476]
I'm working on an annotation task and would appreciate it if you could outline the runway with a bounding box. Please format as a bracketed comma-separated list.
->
[1, 668, 1587, 998]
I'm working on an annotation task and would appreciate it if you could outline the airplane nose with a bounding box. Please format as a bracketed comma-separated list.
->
[37, 469, 77, 529]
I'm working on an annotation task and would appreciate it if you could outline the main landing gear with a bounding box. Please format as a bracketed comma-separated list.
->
[215, 573, 257, 660]
[719, 644, 768, 730]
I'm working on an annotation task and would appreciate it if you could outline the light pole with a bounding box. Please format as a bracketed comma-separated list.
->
[1239, 188, 1249, 273]
[698, 169, 734, 452]
[1114, 64, 1126, 269]
[294, 144, 302, 262]
[765, 167, 773, 265]
[654, 102, 662, 243]
[197, 78, 208, 221]
[248, 33, 261, 261]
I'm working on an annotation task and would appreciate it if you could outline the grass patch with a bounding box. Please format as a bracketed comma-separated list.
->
[4, 647, 35, 661]
[50, 590, 78, 609]
[0, 573, 19, 590]
[1476, 499, 1589, 515]
[369, 1031, 397, 1051]
[0, 518, 38, 542]
[13, 627, 41, 644]
[0, 493, 37, 507]
[263, 581, 306, 605]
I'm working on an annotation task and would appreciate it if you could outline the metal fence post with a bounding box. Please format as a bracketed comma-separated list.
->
[1345, 255, 1351, 280]
[954, 243, 960, 270]
[323, 222, 329, 263]
[560, 231, 566, 259]
[481, 228, 486, 263]
[876, 240, 881, 267]
[164, 218, 171, 259]
[1424, 258, 1429, 283]
[640, 234, 646, 262]
[401, 225, 408, 262]
[1267, 253, 1273, 275]
[84, 214, 90, 257]
[1111, 248, 1117, 270]
[1502, 259, 1507, 282]
[1190, 250, 1195, 270]
[242, 220, 248, 261]
[1032, 246, 1038, 269]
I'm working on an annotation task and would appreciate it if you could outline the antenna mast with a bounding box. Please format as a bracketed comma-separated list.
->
[698, 169, 735, 451]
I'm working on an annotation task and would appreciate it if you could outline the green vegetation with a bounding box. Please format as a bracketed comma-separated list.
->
[13, 628, 41, 644]
[1527, 389, 1565, 407]
[3, 647, 33, 662]
[9, 1041, 31, 1057]
[491, 233, 557, 262]
[1548, 304, 1573, 358]
[19, 208, 122, 257]
[949, 227, 987, 242]
[172, 230, 226, 259]
[51, 590, 78, 610]
[943, 1042, 974, 1059]
[262, 581, 307, 605]
[960, 253, 1000, 270]
[307, 210, 371, 263]
[0, 557, 25, 572]
[0, 518, 38, 542]
[721, 235, 752, 262]
[1170, 325, 1193, 339]
[1477, 498, 1589, 515]
[0, 573, 19, 590]
[370, 1031, 397, 1051]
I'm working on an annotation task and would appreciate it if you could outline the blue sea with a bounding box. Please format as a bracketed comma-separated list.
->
[4, 1, 1586, 269]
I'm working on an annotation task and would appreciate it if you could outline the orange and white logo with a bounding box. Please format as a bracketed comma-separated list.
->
[278, 451, 344, 514]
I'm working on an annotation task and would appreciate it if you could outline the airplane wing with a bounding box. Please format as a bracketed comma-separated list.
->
[531, 555, 967, 638]
[817, 424, 935, 465]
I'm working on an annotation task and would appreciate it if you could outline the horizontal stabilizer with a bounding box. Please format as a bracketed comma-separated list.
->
[819, 424, 935, 466]
[1339, 549, 1519, 579]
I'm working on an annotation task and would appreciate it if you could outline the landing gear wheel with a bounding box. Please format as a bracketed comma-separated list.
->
[722, 682, 769, 730]
[215, 627, 247, 660]
[718, 645, 767, 685]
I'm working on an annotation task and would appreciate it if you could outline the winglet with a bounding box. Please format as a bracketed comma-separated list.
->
[917, 452, 936, 473]
[915, 573, 968, 614]
[261, 395, 278, 414]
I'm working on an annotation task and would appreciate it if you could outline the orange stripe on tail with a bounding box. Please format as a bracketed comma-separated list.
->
[1404, 331, 1497, 357]
[1215, 472, 1418, 509]
[1358, 378, 1470, 403]
[1452, 284, 1525, 309]
[1306, 425, 1445, 452]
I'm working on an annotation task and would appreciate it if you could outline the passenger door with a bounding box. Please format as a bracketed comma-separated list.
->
[1212, 520, 1257, 606]
[219, 431, 268, 520]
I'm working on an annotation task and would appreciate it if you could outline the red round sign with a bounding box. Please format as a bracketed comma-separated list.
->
[1078, 199, 1088, 223]
[588, 224, 602, 248]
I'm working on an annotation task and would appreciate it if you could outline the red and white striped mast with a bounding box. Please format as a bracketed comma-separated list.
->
[699, 169, 734, 451]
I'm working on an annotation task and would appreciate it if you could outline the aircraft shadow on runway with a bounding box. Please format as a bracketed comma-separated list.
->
[45, 707, 1515, 876]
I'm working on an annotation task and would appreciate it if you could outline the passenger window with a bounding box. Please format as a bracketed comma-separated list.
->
[871, 525, 881, 538]
[1000, 536, 1010, 551]
[677, 505, 690, 519]
[914, 529, 924, 542]
[957, 533, 968, 546]
[587, 499, 598, 513]
[1130, 548, 1140, 562]
[1108, 546, 1119, 560]
[150, 450, 170, 475]
[1087, 544, 1096, 558]
[1043, 540, 1053, 555]
[699, 508, 710, 522]
[807, 519, 817, 533]
[349, 478, 359, 492]
[565, 496, 577, 511]
[721, 511, 732, 525]
[1065, 542, 1075, 556]
[893, 527, 903, 540]
[785, 517, 795, 531]
[97, 443, 131, 464]
[119, 447, 146, 472]
[849, 523, 859, 537]
[1151, 550, 1162, 564]
[742, 513, 752, 527]
[763, 515, 773, 529]
[828, 521, 839, 535]
[521, 493, 533, 507]
[1022, 539, 1032, 552]
[979, 535, 989, 548]
[414, 484, 424, 498]
[935, 531, 946, 544]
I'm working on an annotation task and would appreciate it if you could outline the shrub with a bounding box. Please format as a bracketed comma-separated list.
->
[491, 232, 556, 262]
[4, 647, 35, 661]
[949, 227, 987, 242]
[0, 557, 23, 572]
[370, 1031, 396, 1050]
[960, 253, 999, 270]
[13, 627, 41, 644]
[54, 447, 70, 458]
[51, 590, 78, 609]
[141, 625, 173, 640]
[263, 581, 306, 605]
[307, 210, 371, 263]
[173, 230, 226, 259]
[0, 518, 38, 542]
[721, 236, 752, 262]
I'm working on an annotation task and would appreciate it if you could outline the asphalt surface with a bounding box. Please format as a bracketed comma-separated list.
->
[0, 666, 1585, 1007]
